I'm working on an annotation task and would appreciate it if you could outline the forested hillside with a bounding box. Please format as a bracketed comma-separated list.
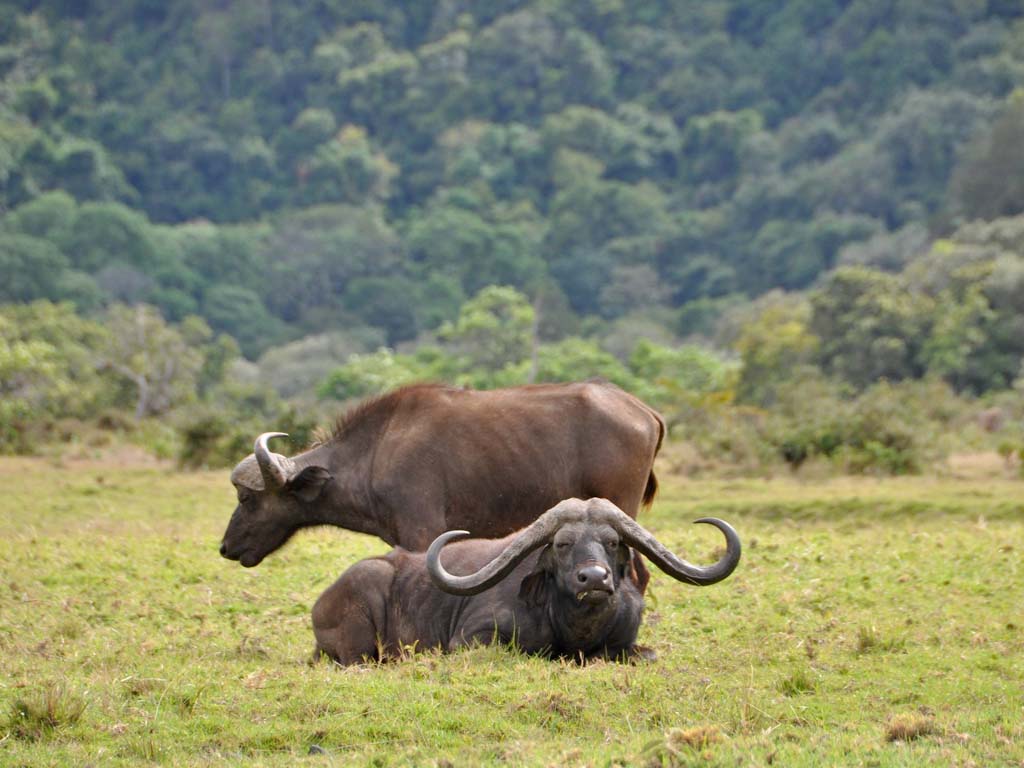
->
[2, 1, 1024, 469]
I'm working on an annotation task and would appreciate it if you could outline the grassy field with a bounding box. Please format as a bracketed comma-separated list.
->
[0, 456, 1022, 767]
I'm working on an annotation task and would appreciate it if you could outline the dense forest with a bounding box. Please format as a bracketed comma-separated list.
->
[2, 1, 1024, 471]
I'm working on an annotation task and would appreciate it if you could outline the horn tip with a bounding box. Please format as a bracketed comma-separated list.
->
[253, 431, 289, 452]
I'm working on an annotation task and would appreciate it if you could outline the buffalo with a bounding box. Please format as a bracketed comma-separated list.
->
[312, 497, 740, 664]
[220, 382, 664, 566]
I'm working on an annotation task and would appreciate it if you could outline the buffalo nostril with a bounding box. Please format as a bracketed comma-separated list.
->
[219, 543, 228, 557]
[577, 565, 610, 586]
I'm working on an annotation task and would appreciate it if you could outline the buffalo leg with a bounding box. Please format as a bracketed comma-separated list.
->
[311, 558, 394, 665]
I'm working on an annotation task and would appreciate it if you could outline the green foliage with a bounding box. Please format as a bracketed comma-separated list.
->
[254, 329, 384, 400]
[59, 201, 163, 274]
[765, 379, 938, 475]
[177, 400, 319, 470]
[99, 304, 205, 418]
[733, 294, 819, 405]
[2, 0, 1024, 417]
[439, 285, 535, 373]
[201, 284, 284, 359]
[1, 190, 76, 240]
[0, 335, 63, 453]
[951, 90, 1024, 220]
[406, 199, 545, 296]
[318, 347, 437, 401]
[294, 125, 397, 207]
[535, 337, 639, 390]
[0, 301, 113, 452]
[629, 339, 738, 402]
[0, 232, 69, 302]
[260, 204, 402, 331]
[811, 267, 933, 388]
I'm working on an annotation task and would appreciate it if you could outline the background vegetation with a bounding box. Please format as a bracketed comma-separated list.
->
[3, 0, 1024, 476]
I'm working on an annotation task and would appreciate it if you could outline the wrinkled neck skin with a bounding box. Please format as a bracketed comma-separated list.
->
[545, 585, 643, 660]
[293, 442, 386, 543]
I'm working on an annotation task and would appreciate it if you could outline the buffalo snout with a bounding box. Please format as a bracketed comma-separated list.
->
[574, 561, 613, 601]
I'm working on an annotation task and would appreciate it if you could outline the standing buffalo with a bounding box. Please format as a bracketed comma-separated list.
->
[312, 497, 741, 664]
[220, 382, 664, 566]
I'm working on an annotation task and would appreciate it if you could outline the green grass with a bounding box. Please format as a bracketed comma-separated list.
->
[1, 457, 1022, 766]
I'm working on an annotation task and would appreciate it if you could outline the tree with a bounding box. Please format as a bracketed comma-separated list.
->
[295, 125, 397, 206]
[318, 347, 438, 401]
[53, 138, 135, 202]
[680, 109, 764, 186]
[261, 205, 402, 328]
[439, 286, 534, 373]
[468, 10, 561, 121]
[541, 104, 678, 182]
[174, 221, 267, 296]
[534, 338, 641, 392]
[0, 333, 63, 452]
[0, 301, 110, 448]
[201, 285, 284, 359]
[950, 90, 1024, 220]
[99, 304, 203, 418]
[59, 201, 163, 273]
[810, 267, 933, 389]
[1, 191, 77, 240]
[0, 233, 69, 302]
[276, 108, 337, 171]
[921, 286, 996, 392]
[256, 329, 384, 399]
[406, 201, 545, 295]
[342, 276, 419, 345]
[598, 264, 671, 319]
[630, 340, 738, 397]
[545, 177, 670, 259]
[732, 294, 819, 405]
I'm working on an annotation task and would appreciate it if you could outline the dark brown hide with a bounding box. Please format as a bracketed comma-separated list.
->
[311, 498, 740, 665]
[220, 382, 664, 566]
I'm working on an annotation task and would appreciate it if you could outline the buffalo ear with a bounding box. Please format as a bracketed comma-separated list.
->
[622, 548, 650, 593]
[518, 546, 551, 607]
[287, 466, 332, 502]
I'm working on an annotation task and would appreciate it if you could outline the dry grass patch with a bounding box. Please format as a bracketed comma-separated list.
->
[641, 726, 724, 768]
[666, 725, 722, 749]
[885, 712, 938, 742]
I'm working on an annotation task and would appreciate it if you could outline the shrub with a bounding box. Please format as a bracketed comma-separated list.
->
[177, 403, 320, 469]
[763, 379, 925, 475]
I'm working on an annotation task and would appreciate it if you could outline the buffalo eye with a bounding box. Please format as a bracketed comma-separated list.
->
[604, 539, 618, 551]
[555, 540, 573, 552]
[237, 489, 252, 504]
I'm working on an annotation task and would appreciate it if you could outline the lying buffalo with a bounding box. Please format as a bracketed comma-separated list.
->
[220, 382, 664, 566]
[312, 497, 740, 664]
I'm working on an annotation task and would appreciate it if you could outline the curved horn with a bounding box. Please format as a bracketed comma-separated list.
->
[427, 499, 588, 596]
[602, 506, 741, 586]
[254, 432, 290, 490]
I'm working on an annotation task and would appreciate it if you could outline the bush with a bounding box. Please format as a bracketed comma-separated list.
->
[0, 399, 38, 454]
[177, 402, 320, 470]
[178, 410, 231, 469]
[764, 380, 928, 475]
